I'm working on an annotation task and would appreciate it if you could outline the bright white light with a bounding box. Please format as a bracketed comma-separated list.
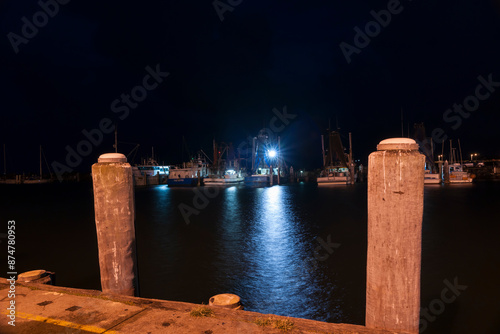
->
[268, 149, 277, 158]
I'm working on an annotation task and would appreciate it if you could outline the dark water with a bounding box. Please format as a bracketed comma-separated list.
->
[1, 181, 499, 333]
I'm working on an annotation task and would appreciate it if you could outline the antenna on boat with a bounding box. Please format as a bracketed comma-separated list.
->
[441, 140, 444, 156]
[213, 138, 217, 169]
[41, 147, 53, 179]
[449, 139, 453, 164]
[458, 139, 463, 165]
[321, 134, 326, 167]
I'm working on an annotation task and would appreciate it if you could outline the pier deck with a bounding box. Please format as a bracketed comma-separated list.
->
[0, 279, 410, 334]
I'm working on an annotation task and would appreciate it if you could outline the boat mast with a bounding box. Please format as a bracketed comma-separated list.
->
[213, 139, 217, 172]
[430, 137, 434, 172]
[430, 137, 434, 160]
[441, 141, 444, 161]
[349, 132, 353, 164]
[3, 143, 6, 178]
[321, 134, 326, 167]
[39, 145, 42, 180]
[458, 139, 463, 165]
[349, 132, 354, 185]
[449, 139, 453, 164]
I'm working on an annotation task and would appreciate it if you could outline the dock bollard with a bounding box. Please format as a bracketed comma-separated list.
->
[366, 138, 424, 334]
[17, 270, 55, 285]
[92, 153, 138, 296]
[209, 293, 243, 310]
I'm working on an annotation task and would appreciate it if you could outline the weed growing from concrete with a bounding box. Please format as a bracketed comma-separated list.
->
[189, 305, 215, 318]
[253, 316, 294, 332]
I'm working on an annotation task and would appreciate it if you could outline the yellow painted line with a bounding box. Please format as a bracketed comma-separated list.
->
[3, 310, 117, 333]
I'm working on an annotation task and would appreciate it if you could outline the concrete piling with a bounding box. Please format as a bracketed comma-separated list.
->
[92, 153, 138, 296]
[366, 138, 424, 333]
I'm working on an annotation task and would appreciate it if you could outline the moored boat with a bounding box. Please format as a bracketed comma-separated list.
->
[448, 163, 473, 183]
[244, 130, 284, 186]
[204, 170, 244, 185]
[168, 154, 209, 187]
[317, 166, 350, 185]
[132, 157, 169, 186]
[205, 141, 244, 185]
[444, 140, 474, 184]
[317, 129, 355, 185]
[424, 169, 441, 184]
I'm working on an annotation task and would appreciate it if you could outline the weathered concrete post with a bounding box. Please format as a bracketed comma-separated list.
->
[366, 138, 424, 333]
[92, 153, 138, 296]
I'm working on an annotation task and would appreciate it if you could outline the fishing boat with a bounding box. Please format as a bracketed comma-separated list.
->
[168, 153, 209, 187]
[1, 145, 55, 184]
[448, 163, 473, 183]
[317, 130, 355, 185]
[204, 141, 244, 185]
[424, 169, 441, 184]
[132, 157, 169, 186]
[444, 140, 473, 184]
[244, 130, 285, 186]
[413, 123, 442, 185]
[204, 169, 244, 185]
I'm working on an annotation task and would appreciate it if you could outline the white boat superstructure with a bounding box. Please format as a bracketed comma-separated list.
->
[204, 169, 244, 185]
[424, 169, 441, 184]
[132, 157, 169, 186]
[168, 154, 209, 186]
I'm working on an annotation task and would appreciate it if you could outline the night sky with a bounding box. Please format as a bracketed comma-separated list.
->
[1, 0, 500, 175]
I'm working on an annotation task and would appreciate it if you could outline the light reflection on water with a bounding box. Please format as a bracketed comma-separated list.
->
[136, 183, 354, 323]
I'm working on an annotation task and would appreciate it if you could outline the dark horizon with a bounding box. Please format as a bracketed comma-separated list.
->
[2, 1, 500, 175]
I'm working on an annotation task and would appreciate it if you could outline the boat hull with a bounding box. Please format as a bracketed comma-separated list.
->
[449, 172, 473, 183]
[317, 176, 349, 185]
[424, 173, 441, 184]
[244, 175, 270, 185]
[449, 178, 473, 183]
[167, 178, 199, 187]
[204, 177, 244, 185]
